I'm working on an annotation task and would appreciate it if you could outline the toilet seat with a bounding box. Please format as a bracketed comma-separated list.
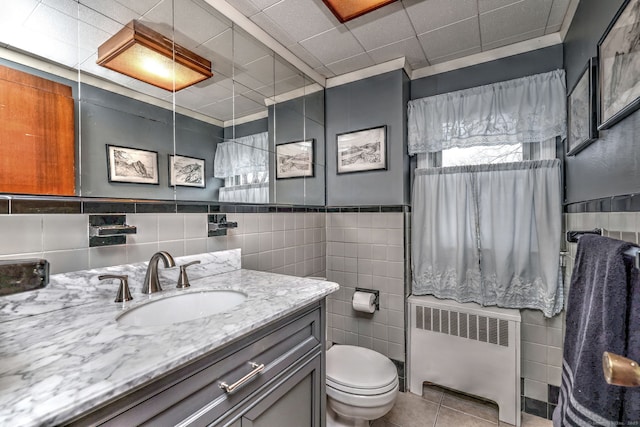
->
[326, 345, 398, 396]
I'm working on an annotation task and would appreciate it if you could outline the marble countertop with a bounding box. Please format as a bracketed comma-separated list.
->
[0, 250, 338, 426]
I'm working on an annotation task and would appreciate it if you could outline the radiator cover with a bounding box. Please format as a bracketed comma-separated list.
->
[408, 295, 521, 426]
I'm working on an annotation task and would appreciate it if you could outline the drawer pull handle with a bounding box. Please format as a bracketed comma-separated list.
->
[219, 362, 265, 393]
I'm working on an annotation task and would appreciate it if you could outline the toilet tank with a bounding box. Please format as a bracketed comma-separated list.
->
[408, 295, 521, 426]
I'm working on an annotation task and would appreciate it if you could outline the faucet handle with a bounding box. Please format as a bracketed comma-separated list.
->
[98, 274, 133, 303]
[177, 260, 201, 289]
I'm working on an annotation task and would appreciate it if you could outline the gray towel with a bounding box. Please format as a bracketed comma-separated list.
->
[553, 234, 640, 426]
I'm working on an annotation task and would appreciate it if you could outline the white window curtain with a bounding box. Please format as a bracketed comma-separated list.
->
[407, 70, 566, 154]
[214, 132, 269, 178]
[214, 132, 269, 203]
[412, 160, 563, 317]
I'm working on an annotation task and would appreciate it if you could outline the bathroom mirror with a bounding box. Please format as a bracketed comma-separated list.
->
[0, 0, 325, 205]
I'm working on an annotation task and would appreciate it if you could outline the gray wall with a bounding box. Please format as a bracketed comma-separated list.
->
[411, 45, 564, 100]
[562, 0, 640, 203]
[326, 70, 410, 206]
[270, 90, 325, 206]
[80, 85, 223, 201]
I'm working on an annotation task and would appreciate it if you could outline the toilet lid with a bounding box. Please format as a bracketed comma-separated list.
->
[326, 345, 398, 394]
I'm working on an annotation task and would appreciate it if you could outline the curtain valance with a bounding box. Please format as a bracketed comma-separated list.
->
[213, 132, 268, 178]
[408, 69, 567, 154]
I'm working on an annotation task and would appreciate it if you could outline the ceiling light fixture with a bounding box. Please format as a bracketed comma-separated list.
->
[97, 20, 212, 92]
[322, 0, 398, 23]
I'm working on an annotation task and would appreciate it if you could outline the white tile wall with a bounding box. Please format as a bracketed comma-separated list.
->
[0, 212, 326, 280]
[326, 212, 406, 362]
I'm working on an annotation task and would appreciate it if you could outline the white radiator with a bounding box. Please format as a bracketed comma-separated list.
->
[408, 295, 521, 426]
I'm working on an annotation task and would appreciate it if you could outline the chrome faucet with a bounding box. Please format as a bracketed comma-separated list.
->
[142, 251, 175, 294]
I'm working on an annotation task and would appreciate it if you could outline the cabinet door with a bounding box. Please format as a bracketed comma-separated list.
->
[241, 353, 321, 427]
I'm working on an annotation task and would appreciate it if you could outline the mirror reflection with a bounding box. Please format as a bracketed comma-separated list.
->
[0, 0, 325, 205]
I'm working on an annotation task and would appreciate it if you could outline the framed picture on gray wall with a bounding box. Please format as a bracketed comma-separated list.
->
[598, 0, 640, 130]
[169, 155, 206, 188]
[336, 125, 387, 174]
[106, 145, 159, 185]
[567, 58, 598, 155]
[275, 140, 314, 179]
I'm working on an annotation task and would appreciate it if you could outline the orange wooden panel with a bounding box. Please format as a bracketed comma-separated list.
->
[0, 65, 75, 196]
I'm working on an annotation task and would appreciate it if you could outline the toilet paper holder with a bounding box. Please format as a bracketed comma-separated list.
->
[354, 287, 380, 311]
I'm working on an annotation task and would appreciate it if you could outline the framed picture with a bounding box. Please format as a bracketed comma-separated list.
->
[106, 145, 159, 185]
[598, 0, 640, 130]
[336, 125, 387, 174]
[567, 58, 598, 155]
[275, 139, 314, 179]
[169, 154, 206, 188]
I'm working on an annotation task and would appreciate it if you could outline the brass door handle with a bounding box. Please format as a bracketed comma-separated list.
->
[603, 351, 640, 387]
[219, 362, 265, 393]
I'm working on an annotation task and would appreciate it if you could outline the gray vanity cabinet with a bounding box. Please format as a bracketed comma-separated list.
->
[67, 300, 326, 427]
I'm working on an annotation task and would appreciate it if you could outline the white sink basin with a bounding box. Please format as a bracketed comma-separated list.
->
[117, 290, 247, 327]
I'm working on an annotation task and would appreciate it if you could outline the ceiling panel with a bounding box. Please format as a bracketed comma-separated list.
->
[345, 1, 414, 51]
[547, 0, 571, 28]
[429, 46, 482, 65]
[114, 0, 162, 15]
[326, 53, 375, 76]
[250, 12, 297, 47]
[479, 0, 553, 45]
[403, 0, 478, 35]
[79, 0, 139, 26]
[263, 0, 338, 42]
[173, 1, 230, 47]
[299, 27, 365, 65]
[367, 36, 428, 68]
[249, 0, 282, 10]
[418, 17, 480, 61]
[225, 0, 261, 17]
[478, 0, 522, 14]
[482, 28, 545, 52]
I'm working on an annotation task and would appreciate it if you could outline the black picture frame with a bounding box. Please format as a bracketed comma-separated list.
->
[567, 58, 598, 155]
[597, 0, 640, 130]
[275, 139, 314, 179]
[106, 144, 159, 185]
[336, 125, 387, 174]
[169, 154, 206, 188]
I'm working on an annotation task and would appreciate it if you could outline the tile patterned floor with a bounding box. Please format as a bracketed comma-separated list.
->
[371, 384, 552, 427]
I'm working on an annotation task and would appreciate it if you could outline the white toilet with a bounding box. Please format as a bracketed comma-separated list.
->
[326, 345, 399, 427]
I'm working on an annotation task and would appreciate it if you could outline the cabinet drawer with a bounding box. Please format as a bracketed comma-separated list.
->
[69, 302, 322, 427]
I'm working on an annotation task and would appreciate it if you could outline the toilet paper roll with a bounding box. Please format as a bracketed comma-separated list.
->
[352, 291, 376, 313]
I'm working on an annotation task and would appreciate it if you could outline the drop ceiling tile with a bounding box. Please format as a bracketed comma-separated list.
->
[481, 27, 545, 51]
[42, 0, 78, 19]
[300, 27, 365, 64]
[78, 5, 126, 35]
[225, 0, 261, 16]
[25, 4, 81, 46]
[251, 0, 287, 11]
[234, 69, 265, 91]
[173, 88, 210, 110]
[263, 0, 337, 42]
[403, 0, 478, 34]
[200, 28, 233, 74]
[0, 0, 40, 44]
[367, 36, 427, 67]
[429, 45, 481, 65]
[274, 74, 306, 94]
[418, 17, 480, 61]
[233, 94, 266, 114]
[244, 55, 276, 86]
[125, 78, 175, 100]
[79, 0, 139, 26]
[274, 56, 301, 82]
[251, 11, 296, 47]
[174, 1, 229, 48]
[326, 53, 375, 76]
[240, 88, 268, 104]
[286, 43, 323, 69]
[13, 35, 80, 68]
[77, 21, 112, 52]
[478, 0, 521, 13]
[345, 1, 414, 51]
[200, 98, 234, 121]
[547, 0, 570, 28]
[114, 0, 162, 15]
[232, 29, 272, 66]
[253, 83, 276, 98]
[480, 0, 552, 44]
[197, 82, 235, 104]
